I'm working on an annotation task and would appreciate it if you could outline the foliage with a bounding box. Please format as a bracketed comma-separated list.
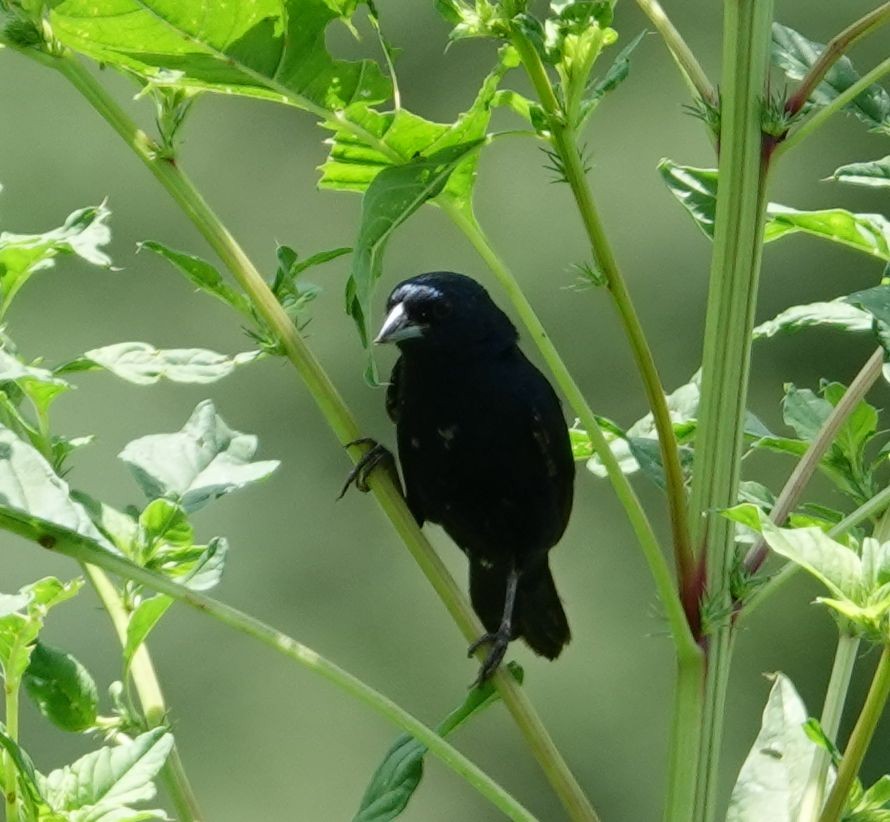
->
[0, 0, 888, 820]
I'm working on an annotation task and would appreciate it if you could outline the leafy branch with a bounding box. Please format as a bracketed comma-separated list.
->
[741, 347, 885, 582]
[785, 2, 890, 117]
[507, 21, 696, 616]
[776, 56, 890, 158]
[1, 515, 538, 822]
[5, 40, 598, 822]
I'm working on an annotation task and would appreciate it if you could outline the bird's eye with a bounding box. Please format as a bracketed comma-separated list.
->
[432, 300, 452, 320]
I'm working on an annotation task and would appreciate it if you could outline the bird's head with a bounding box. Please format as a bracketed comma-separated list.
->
[375, 272, 517, 354]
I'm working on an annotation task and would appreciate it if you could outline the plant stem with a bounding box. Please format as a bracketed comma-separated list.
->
[443, 201, 698, 660]
[820, 643, 890, 822]
[7, 522, 540, 822]
[745, 482, 890, 617]
[799, 629, 860, 821]
[785, 3, 890, 117]
[4, 675, 20, 822]
[776, 57, 890, 159]
[83, 564, 203, 821]
[688, 0, 774, 818]
[633, 0, 717, 106]
[509, 28, 696, 610]
[38, 50, 596, 821]
[742, 347, 885, 577]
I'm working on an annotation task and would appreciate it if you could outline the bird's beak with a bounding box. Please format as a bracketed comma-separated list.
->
[374, 302, 424, 344]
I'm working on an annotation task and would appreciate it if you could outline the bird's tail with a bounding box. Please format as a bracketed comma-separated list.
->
[469, 561, 570, 660]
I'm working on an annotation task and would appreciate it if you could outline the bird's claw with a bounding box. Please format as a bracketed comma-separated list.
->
[338, 439, 395, 499]
[468, 629, 510, 685]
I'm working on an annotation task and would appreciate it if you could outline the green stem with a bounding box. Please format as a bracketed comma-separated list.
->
[744, 476, 890, 617]
[633, 0, 717, 106]
[37, 50, 595, 821]
[443, 201, 697, 660]
[820, 643, 890, 822]
[785, 3, 890, 117]
[4, 675, 20, 822]
[12, 522, 537, 822]
[689, 0, 775, 818]
[742, 347, 885, 576]
[509, 28, 696, 608]
[799, 630, 860, 821]
[665, 650, 706, 822]
[83, 564, 203, 820]
[776, 57, 890, 159]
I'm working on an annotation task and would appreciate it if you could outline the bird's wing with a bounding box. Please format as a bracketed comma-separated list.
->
[506, 354, 576, 542]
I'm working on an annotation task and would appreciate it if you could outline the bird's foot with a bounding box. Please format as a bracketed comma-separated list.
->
[468, 628, 511, 685]
[338, 438, 395, 498]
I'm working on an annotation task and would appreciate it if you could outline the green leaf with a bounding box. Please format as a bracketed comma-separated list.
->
[175, 537, 228, 591]
[579, 29, 646, 122]
[71, 493, 139, 557]
[858, 775, 890, 812]
[0, 578, 82, 685]
[50, 0, 390, 113]
[320, 48, 512, 197]
[347, 141, 483, 359]
[659, 160, 890, 260]
[0, 723, 44, 807]
[821, 381, 878, 468]
[139, 241, 250, 315]
[656, 160, 718, 238]
[118, 400, 279, 512]
[726, 672, 818, 822]
[0, 349, 70, 392]
[759, 517, 862, 601]
[134, 499, 228, 591]
[0, 202, 112, 317]
[64, 342, 260, 385]
[124, 596, 173, 671]
[39, 727, 173, 813]
[771, 23, 890, 131]
[829, 157, 890, 190]
[753, 301, 873, 340]
[765, 206, 890, 262]
[846, 285, 890, 352]
[0, 425, 115, 551]
[847, 812, 890, 822]
[783, 384, 832, 441]
[582, 373, 769, 486]
[354, 662, 523, 821]
[138, 499, 194, 560]
[23, 641, 98, 732]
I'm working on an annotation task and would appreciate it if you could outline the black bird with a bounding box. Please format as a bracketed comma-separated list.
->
[367, 271, 575, 681]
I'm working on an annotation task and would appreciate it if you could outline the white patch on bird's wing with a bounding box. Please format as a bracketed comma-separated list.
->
[410, 436, 421, 449]
[437, 424, 458, 447]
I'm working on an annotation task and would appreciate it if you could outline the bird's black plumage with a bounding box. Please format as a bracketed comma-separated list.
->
[375, 271, 575, 679]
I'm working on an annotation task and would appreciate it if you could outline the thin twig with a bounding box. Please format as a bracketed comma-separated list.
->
[743, 482, 890, 617]
[742, 347, 885, 577]
[819, 643, 890, 822]
[634, 0, 717, 106]
[785, 3, 890, 117]
[776, 57, 890, 159]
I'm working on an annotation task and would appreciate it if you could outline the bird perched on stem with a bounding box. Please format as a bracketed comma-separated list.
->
[346, 271, 575, 682]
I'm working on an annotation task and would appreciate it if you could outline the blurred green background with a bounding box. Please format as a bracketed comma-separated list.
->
[1, 1, 888, 819]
